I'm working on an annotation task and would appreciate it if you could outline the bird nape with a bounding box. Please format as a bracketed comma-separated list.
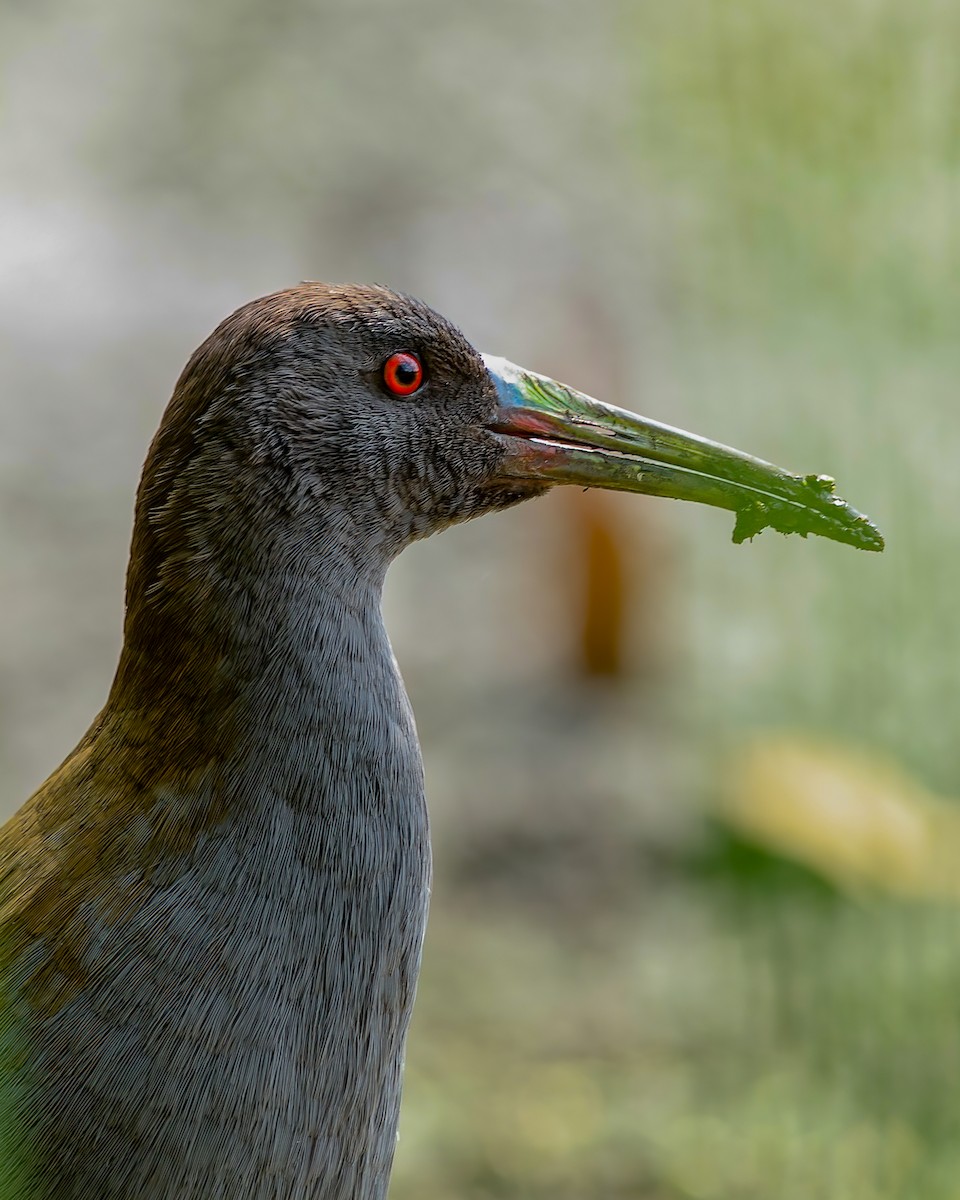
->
[0, 283, 882, 1200]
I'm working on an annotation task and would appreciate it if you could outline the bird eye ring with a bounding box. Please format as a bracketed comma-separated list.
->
[382, 352, 424, 397]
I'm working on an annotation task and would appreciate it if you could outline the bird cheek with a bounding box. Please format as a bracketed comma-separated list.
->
[462, 426, 507, 476]
[461, 440, 546, 518]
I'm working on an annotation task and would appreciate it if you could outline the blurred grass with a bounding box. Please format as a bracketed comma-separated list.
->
[395, 895, 960, 1200]
[625, 0, 960, 336]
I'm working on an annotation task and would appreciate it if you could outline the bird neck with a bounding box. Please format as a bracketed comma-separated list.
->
[102, 525, 415, 823]
[18, 529, 432, 1200]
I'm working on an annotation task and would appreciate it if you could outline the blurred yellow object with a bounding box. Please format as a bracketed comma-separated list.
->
[721, 735, 960, 900]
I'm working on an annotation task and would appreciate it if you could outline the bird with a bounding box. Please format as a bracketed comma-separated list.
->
[0, 283, 882, 1199]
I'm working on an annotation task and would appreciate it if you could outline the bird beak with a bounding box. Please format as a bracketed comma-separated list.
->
[482, 355, 883, 551]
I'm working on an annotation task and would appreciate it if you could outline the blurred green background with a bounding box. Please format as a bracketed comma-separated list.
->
[1, 1, 958, 1196]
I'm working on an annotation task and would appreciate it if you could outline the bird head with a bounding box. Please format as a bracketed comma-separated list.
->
[130, 281, 880, 602]
[129, 285, 538, 595]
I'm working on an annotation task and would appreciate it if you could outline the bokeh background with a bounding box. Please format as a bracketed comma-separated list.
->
[2, 2, 959, 1196]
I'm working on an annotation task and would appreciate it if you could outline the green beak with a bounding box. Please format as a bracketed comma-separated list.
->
[483, 356, 883, 552]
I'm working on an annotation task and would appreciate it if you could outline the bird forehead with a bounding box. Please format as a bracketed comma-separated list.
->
[284, 285, 478, 370]
[335, 309, 478, 371]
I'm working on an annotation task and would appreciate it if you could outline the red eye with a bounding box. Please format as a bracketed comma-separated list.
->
[382, 351, 423, 397]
